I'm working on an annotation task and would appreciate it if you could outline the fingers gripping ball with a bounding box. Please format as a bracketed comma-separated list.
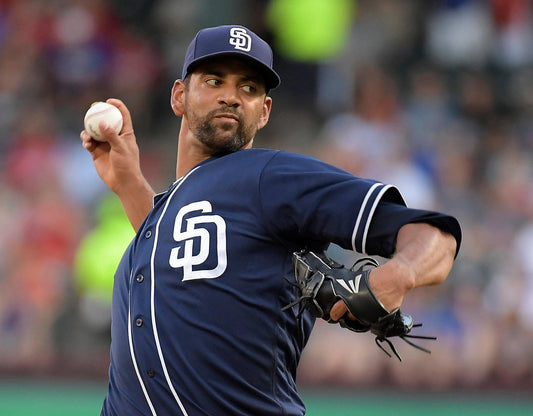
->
[84, 101, 123, 141]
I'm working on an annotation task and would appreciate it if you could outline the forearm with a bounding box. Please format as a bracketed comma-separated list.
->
[115, 174, 155, 232]
[369, 222, 457, 311]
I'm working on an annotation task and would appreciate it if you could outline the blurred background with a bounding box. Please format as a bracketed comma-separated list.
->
[1, 0, 533, 414]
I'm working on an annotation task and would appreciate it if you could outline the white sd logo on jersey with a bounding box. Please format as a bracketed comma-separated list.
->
[229, 27, 251, 51]
[169, 201, 227, 281]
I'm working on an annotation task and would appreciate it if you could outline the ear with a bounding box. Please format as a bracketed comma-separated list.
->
[171, 80, 186, 116]
[257, 96, 273, 130]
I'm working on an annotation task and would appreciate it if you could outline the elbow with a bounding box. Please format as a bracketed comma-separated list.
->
[434, 269, 449, 286]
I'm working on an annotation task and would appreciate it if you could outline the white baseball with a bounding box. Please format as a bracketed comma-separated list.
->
[84, 101, 123, 141]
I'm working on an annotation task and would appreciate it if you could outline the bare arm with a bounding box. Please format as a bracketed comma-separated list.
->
[80, 98, 154, 232]
[331, 222, 457, 320]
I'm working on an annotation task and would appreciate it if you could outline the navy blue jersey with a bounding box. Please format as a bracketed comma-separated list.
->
[101, 149, 461, 416]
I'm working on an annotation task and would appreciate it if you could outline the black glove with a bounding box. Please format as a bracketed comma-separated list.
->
[283, 249, 436, 361]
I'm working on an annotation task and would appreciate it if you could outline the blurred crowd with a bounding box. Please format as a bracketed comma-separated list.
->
[1, 0, 533, 391]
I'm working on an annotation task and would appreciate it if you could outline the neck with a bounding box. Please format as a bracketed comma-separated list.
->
[175, 133, 209, 179]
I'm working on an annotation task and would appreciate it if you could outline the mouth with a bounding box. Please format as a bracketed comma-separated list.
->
[214, 112, 239, 123]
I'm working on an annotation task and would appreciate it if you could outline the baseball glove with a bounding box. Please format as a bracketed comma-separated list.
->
[282, 249, 436, 361]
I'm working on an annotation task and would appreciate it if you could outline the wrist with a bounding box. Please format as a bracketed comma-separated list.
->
[369, 259, 415, 311]
[387, 254, 416, 294]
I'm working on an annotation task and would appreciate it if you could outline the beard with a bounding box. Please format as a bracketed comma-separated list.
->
[191, 107, 257, 156]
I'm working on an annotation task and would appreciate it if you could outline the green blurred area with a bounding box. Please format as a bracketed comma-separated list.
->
[0, 380, 106, 416]
[74, 193, 136, 302]
[0, 380, 531, 416]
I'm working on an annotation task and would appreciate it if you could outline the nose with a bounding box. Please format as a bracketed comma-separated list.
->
[217, 85, 241, 107]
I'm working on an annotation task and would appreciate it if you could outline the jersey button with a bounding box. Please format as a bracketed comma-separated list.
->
[147, 369, 155, 378]
[135, 317, 143, 327]
[136, 274, 144, 283]
[144, 230, 152, 239]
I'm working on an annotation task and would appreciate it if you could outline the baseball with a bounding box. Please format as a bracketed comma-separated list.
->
[84, 101, 123, 141]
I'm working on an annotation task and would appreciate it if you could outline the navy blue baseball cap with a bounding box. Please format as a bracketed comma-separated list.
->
[182, 25, 281, 91]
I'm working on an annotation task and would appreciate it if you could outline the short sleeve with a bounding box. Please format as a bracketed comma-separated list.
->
[258, 151, 406, 252]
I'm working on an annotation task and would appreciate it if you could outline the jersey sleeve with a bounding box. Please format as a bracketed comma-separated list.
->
[258, 151, 461, 258]
[258, 151, 405, 254]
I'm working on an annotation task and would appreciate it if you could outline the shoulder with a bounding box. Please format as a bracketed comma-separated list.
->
[206, 148, 281, 167]
[259, 148, 346, 173]
[206, 148, 335, 174]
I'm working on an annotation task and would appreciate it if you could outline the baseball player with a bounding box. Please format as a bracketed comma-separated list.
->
[80, 25, 461, 416]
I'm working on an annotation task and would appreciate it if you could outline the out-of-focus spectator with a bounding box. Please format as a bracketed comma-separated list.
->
[317, 65, 436, 209]
[426, 0, 494, 68]
[403, 64, 454, 152]
[0, 103, 84, 371]
[491, 0, 533, 68]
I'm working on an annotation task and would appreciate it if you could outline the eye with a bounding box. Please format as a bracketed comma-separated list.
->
[206, 78, 220, 86]
[241, 84, 256, 94]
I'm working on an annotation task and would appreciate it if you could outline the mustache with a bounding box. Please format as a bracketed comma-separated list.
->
[208, 107, 241, 120]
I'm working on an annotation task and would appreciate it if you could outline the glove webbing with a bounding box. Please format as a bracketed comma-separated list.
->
[371, 314, 437, 361]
